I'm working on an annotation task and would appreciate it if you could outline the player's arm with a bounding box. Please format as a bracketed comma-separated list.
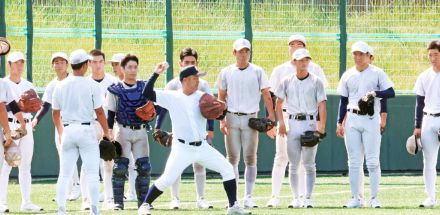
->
[261, 88, 275, 122]
[372, 87, 395, 99]
[317, 100, 327, 134]
[217, 89, 228, 135]
[142, 62, 167, 102]
[336, 96, 348, 138]
[0, 103, 12, 147]
[95, 107, 111, 140]
[32, 101, 51, 128]
[52, 109, 62, 144]
[154, 105, 168, 131]
[275, 97, 286, 137]
[413, 95, 425, 138]
[380, 98, 388, 134]
[7, 100, 26, 130]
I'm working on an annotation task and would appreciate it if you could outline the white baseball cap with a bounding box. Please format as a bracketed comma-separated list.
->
[110, 53, 126, 63]
[288, 34, 307, 46]
[69, 49, 91, 65]
[406, 135, 422, 156]
[233, 38, 251, 51]
[51, 52, 69, 63]
[292, 48, 312, 60]
[7, 51, 25, 63]
[367, 45, 374, 56]
[351, 41, 370, 53]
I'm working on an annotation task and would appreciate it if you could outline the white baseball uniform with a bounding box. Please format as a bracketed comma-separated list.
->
[0, 77, 38, 207]
[268, 60, 328, 200]
[275, 73, 326, 201]
[52, 75, 102, 213]
[0, 79, 16, 172]
[414, 66, 440, 201]
[337, 64, 393, 201]
[216, 63, 270, 201]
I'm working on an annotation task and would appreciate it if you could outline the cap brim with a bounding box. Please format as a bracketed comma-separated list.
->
[351, 48, 368, 53]
[294, 55, 312, 61]
[196, 71, 207, 77]
[234, 46, 251, 51]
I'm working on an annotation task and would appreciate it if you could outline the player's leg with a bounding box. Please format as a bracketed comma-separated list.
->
[225, 113, 242, 187]
[125, 152, 137, 201]
[286, 120, 303, 208]
[241, 116, 259, 208]
[358, 149, 365, 206]
[132, 129, 152, 208]
[169, 175, 181, 209]
[193, 162, 212, 208]
[79, 165, 89, 210]
[301, 121, 318, 208]
[102, 160, 114, 209]
[0, 122, 16, 209]
[112, 126, 130, 210]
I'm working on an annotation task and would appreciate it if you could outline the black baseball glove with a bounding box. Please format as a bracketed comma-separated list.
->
[99, 138, 116, 161]
[358, 93, 375, 116]
[300, 131, 326, 147]
[152, 130, 173, 147]
[248, 118, 275, 132]
[113, 140, 122, 158]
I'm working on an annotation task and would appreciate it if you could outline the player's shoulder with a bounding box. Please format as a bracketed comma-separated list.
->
[368, 64, 384, 73]
[165, 78, 179, 89]
[248, 63, 265, 72]
[273, 61, 291, 72]
[105, 73, 118, 82]
[340, 67, 357, 79]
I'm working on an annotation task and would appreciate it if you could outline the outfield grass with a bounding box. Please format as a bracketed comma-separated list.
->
[3, 175, 440, 214]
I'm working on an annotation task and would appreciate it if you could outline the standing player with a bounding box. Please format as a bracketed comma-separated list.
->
[0, 51, 43, 212]
[267, 34, 328, 208]
[217, 38, 276, 208]
[53, 49, 111, 215]
[336, 41, 395, 208]
[0, 79, 14, 176]
[106, 54, 153, 210]
[274, 48, 327, 208]
[138, 64, 250, 215]
[31, 52, 82, 201]
[413, 40, 440, 207]
[155, 47, 213, 209]
[110, 53, 125, 81]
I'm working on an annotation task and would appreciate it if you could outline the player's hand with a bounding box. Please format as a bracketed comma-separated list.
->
[154, 62, 169, 75]
[3, 130, 13, 148]
[413, 128, 421, 138]
[207, 130, 214, 140]
[380, 120, 386, 135]
[336, 123, 344, 138]
[31, 118, 38, 131]
[278, 122, 287, 137]
[103, 131, 113, 141]
[220, 120, 229, 135]
[266, 126, 276, 139]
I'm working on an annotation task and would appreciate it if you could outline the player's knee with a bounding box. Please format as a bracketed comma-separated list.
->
[347, 159, 362, 168]
[289, 163, 299, 173]
[365, 158, 380, 171]
[244, 154, 256, 166]
[303, 162, 316, 173]
[135, 157, 151, 176]
[220, 162, 235, 181]
[193, 163, 205, 175]
[274, 154, 289, 167]
[226, 155, 239, 165]
[113, 157, 129, 177]
[103, 161, 113, 172]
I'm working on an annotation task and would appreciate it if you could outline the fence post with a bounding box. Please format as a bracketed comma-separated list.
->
[165, 0, 174, 82]
[339, 0, 347, 78]
[94, 0, 102, 50]
[0, 0, 6, 77]
[243, 0, 253, 62]
[26, 0, 33, 82]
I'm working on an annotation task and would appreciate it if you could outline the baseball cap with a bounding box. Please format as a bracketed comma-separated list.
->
[233, 38, 251, 51]
[351, 41, 370, 53]
[292, 48, 312, 60]
[69, 49, 91, 65]
[288, 34, 307, 46]
[7, 51, 25, 63]
[110, 53, 126, 63]
[367, 45, 374, 56]
[51, 52, 69, 63]
[406, 135, 422, 156]
[179, 65, 206, 81]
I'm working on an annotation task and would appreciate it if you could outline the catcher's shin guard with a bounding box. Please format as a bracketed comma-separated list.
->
[135, 157, 152, 207]
[112, 157, 129, 208]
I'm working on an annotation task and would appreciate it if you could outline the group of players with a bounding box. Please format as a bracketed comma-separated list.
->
[0, 35, 439, 215]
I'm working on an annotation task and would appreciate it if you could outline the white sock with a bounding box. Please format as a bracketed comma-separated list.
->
[171, 176, 181, 199]
[80, 166, 88, 203]
[349, 166, 360, 199]
[194, 172, 206, 199]
[305, 171, 316, 199]
[289, 170, 299, 198]
[245, 166, 257, 197]
[367, 165, 380, 199]
[424, 168, 437, 200]
[271, 159, 287, 197]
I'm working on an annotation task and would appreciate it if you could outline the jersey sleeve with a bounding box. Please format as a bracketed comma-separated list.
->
[274, 78, 288, 100]
[41, 81, 54, 104]
[155, 90, 175, 110]
[414, 72, 425, 96]
[216, 69, 227, 90]
[91, 81, 104, 109]
[52, 85, 61, 110]
[165, 79, 177, 91]
[378, 70, 394, 91]
[269, 68, 280, 92]
[200, 80, 212, 94]
[105, 92, 118, 112]
[315, 78, 327, 103]
[336, 73, 349, 97]
[314, 63, 329, 89]
[259, 68, 271, 90]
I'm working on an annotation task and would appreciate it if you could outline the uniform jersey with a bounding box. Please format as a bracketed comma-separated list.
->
[414, 67, 440, 114]
[166, 77, 211, 94]
[0, 79, 16, 104]
[216, 63, 270, 113]
[52, 76, 103, 124]
[41, 75, 68, 104]
[337, 64, 393, 115]
[88, 73, 118, 116]
[4, 77, 36, 119]
[275, 73, 326, 115]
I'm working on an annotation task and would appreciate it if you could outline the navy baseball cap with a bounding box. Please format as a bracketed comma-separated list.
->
[179, 66, 206, 81]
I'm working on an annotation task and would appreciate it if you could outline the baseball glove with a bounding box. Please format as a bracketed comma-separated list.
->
[152, 130, 173, 147]
[0, 37, 11, 56]
[300, 131, 327, 147]
[4, 142, 21, 167]
[99, 138, 116, 161]
[358, 93, 375, 116]
[135, 101, 156, 121]
[248, 118, 275, 132]
[199, 93, 226, 120]
[113, 140, 122, 158]
[11, 127, 27, 140]
[18, 89, 41, 113]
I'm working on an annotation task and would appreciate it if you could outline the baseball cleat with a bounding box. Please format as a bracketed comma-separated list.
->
[169, 197, 180, 209]
[102, 200, 114, 210]
[303, 198, 314, 208]
[20, 203, 44, 211]
[67, 184, 81, 201]
[138, 203, 152, 215]
[266, 196, 280, 208]
[227, 201, 252, 215]
[243, 195, 258, 208]
[0, 204, 9, 213]
[81, 201, 91, 211]
[419, 198, 437, 208]
[113, 203, 124, 211]
[369, 198, 381, 208]
[288, 198, 303, 208]
[197, 197, 213, 209]
[124, 192, 137, 202]
[99, 192, 105, 202]
[343, 198, 362, 208]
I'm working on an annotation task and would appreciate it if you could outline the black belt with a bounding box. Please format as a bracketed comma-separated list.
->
[63, 122, 91, 127]
[348, 108, 367, 116]
[282, 109, 287, 112]
[8, 118, 30, 123]
[122, 124, 146, 130]
[227, 111, 256, 116]
[424, 112, 440, 117]
[178, 139, 202, 146]
[289, 114, 314, 121]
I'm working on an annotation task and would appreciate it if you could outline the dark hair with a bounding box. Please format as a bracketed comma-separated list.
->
[179, 47, 198, 61]
[121, 54, 138, 68]
[89, 49, 105, 61]
[427, 40, 440, 52]
[71, 60, 88, 70]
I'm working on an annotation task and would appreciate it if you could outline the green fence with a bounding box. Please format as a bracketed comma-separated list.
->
[2, 0, 440, 91]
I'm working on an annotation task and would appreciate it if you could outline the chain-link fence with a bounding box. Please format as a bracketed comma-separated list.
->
[2, 0, 440, 92]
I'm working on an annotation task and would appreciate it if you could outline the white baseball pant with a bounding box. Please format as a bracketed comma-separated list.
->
[421, 115, 440, 200]
[171, 162, 206, 200]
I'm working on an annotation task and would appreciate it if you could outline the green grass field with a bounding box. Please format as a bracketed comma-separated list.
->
[3, 175, 440, 214]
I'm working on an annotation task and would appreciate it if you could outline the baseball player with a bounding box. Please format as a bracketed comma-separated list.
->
[106, 54, 153, 210]
[138, 64, 250, 215]
[216, 38, 275, 208]
[110, 53, 125, 81]
[275, 48, 327, 208]
[413, 40, 440, 208]
[0, 79, 14, 175]
[0, 51, 43, 212]
[53, 49, 111, 215]
[267, 34, 328, 208]
[336, 41, 395, 208]
[155, 47, 213, 209]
